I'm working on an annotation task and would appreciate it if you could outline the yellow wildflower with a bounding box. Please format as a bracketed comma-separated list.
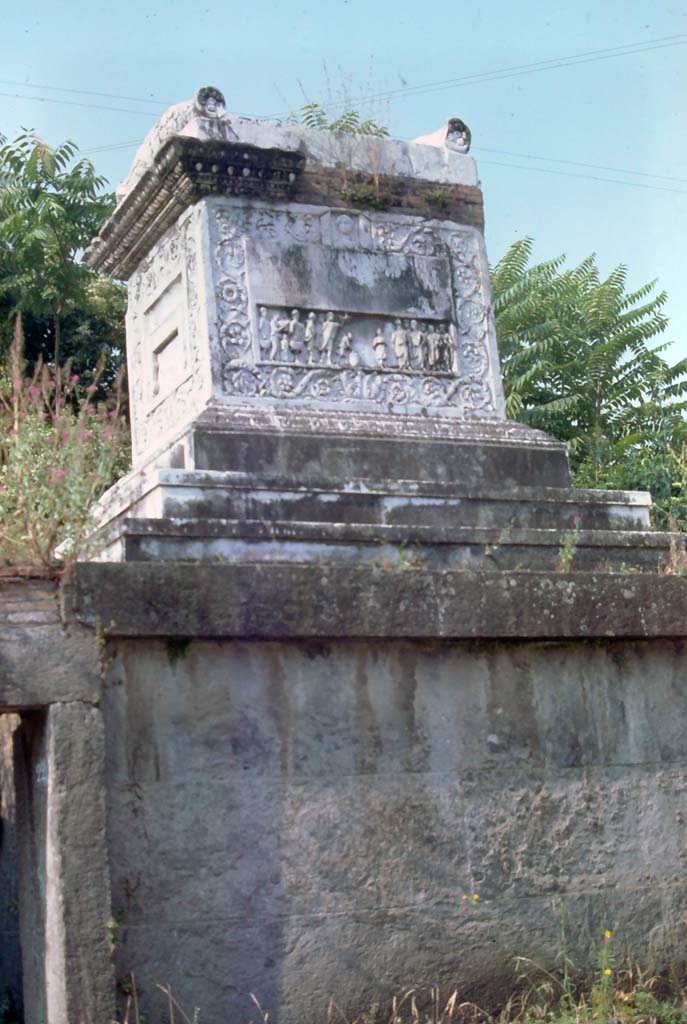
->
[472, 893, 480, 901]
[604, 930, 612, 939]
[604, 968, 612, 977]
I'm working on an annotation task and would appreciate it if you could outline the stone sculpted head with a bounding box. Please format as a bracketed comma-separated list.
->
[194, 86, 226, 119]
[445, 118, 471, 154]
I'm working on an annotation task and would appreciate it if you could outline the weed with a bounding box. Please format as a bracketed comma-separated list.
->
[557, 518, 582, 572]
[0, 313, 129, 573]
[659, 534, 687, 576]
[420, 187, 452, 212]
[338, 181, 391, 211]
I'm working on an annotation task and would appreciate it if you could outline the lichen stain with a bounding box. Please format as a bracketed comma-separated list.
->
[394, 645, 430, 772]
[353, 647, 383, 774]
[263, 645, 292, 774]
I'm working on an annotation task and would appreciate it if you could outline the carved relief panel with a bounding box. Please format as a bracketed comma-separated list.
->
[207, 197, 504, 418]
[125, 205, 209, 462]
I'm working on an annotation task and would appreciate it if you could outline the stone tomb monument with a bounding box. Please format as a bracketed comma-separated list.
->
[4, 87, 687, 1024]
[86, 86, 667, 569]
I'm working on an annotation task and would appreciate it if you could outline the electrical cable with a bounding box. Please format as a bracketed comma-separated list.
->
[473, 147, 687, 185]
[261, 33, 687, 118]
[0, 79, 169, 106]
[478, 158, 687, 195]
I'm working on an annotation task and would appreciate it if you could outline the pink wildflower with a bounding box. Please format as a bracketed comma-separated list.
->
[50, 468, 68, 482]
[70, 374, 79, 385]
[86, 384, 97, 395]
[13, 379, 22, 390]
[87, 404, 95, 414]
[82, 430, 93, 440]
[28, 385, 41, 400]
[102, 427, 115, 440]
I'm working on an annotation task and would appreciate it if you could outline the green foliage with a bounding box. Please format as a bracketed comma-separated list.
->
[0, 131, 125, 381]
[317, 931, 687, 1024]
[298, 101, 389, 137]
[491, 239, 687, 528]
[557, 523, 580, 571]
[0, 315, 129, 573]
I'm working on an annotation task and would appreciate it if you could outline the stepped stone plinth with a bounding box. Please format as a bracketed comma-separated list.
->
[85, 87, 670, 570]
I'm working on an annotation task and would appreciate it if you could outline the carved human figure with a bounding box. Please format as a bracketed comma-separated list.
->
[320, 311, 348, 366]
[438, 327, 453, 370]
[280, 309, 304, 359]
[337, 330, 354, 361]
[426, 323, 440, 369]
[372, 328, 387, 367]
[269, 313, 282, 360]
[420, 322, 431, 367]
[257, 306, 270, 350]
[391, 319, 410, 370]
[304, 311, 318, 363]
[409, 319, 425, 369]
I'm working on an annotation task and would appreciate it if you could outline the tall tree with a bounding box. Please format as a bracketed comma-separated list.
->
[491, 239, 687, 527]
[0, 131, 125, 381]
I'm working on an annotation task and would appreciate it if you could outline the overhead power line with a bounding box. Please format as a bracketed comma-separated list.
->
[0, 79, 169, 106]
[81, 140, 142, 155]
[479, 159, 687, 195]
[474, 148, 687, 185]
[3, 33, 685, 125]
[261, 33, 687, 118]
[0, 90, 160, 117]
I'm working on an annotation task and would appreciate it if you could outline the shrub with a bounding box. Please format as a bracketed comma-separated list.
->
[0, 314, 129, 573]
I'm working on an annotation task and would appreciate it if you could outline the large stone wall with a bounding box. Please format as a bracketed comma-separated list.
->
[2, 571, 687, 1023]
[100, 634, 687, 1021]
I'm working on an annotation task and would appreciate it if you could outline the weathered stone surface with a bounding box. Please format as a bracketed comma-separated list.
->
[85, 86, 505, 483]
[101, 636, 687, 1022]
[117, 194, 504, 464]
[0, 580, 102, 709]
[70, 562, 687, 639]
[0, 714, 22, 1018]
[14, 704, 115, 1024]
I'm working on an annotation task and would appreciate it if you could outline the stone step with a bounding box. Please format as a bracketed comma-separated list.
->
[89, 515, 676, 573]
[188, 422, 573, 489]
[96, 468, 651, 533]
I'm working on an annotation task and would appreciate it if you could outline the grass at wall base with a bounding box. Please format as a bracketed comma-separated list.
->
[113, 930, 687, 1024]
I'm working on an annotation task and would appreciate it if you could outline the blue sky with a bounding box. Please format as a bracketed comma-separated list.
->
[3, 0, 687, 359]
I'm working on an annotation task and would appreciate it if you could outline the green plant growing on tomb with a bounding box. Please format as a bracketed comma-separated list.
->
[337, 178, 392, 211]
[296, 93, 390, 208]
[557, 516, 581, 572]
[396, 539, 423, 570]
[420, 187, 452, 212]
[298, 101, 389, 138]
[659, 534, 687, 576]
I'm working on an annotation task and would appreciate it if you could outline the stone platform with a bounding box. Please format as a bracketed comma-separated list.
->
[87, 407, 668, 571]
